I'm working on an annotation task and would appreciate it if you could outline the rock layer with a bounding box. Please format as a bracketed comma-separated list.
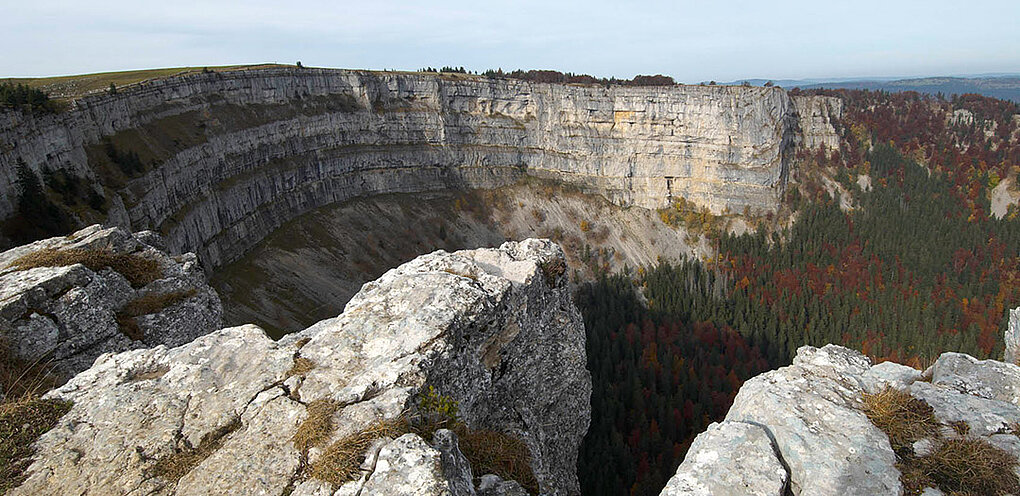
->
[0, 224, 221, 376]
[13, 238, 591, 495]
[0, 68, 841, 268]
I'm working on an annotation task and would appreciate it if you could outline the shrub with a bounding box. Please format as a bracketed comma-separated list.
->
[538, 258, 566, 288]
[305, 387, 538, 493]
[286, 357, 315, 378]
[8, 248, 162, 287]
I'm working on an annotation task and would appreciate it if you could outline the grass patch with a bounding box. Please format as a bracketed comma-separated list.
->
[8, 248, 162, 287]
[916, 438, 1020, 495]
[304, 387, 538, 493]
[152, 417, 241, 482]
[293, 399, 339, 454]
[862, 386, 939, 454]
[309, 416, 410, 486]
[0, 397, 72, 492]
[115, 289, 197, 341]
[863, 386, 1020, 495]
[453, 426, 537, 494]
[287, 357, 316, 378]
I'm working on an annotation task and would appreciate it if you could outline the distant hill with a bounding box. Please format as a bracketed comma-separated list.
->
[716, 75, 1020, 102]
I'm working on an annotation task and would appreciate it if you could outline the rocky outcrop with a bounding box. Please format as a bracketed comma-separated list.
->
[12, 238, 591, 495]
[660, 421, 787, 496]
[664, 345, 1020, 496]
[0, 224, 221, 376]
[0, 68, 841, 268]
[1006, 306, 1020, 364]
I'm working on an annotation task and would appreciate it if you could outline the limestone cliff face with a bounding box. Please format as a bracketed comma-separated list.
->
[0, 68, 840, 268]
[14, 238, 591, 496]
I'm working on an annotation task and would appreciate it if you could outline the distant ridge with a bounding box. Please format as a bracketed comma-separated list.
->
[716, 75, 1020, 102]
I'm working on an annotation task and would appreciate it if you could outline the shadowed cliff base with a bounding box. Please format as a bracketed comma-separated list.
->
[211, 178, 718, 337]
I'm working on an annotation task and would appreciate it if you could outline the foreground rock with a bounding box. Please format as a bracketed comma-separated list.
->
[665, 345, 1020, 496]
[0, 224, 222, 376]
[660, 421, 787, 496]
[13, 239, 591, 495]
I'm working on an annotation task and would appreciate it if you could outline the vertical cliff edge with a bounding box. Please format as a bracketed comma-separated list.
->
[0, 68, 841, 268]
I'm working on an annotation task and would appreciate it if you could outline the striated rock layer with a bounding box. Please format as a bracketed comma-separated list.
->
[0, 68, 841, 268]
[13, 238, 591, 495]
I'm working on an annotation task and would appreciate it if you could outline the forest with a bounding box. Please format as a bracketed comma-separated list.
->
[577, 90, 1020, 495]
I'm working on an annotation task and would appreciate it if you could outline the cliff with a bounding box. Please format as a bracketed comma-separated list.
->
[0, 68, 841, 269]
[11, 238, 591, 495]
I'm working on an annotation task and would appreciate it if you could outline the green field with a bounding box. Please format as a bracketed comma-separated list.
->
[0, 64, 288, 100]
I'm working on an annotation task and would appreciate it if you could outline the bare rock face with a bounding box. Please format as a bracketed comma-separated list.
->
[0, 68, 842, 269]
[12, 239, 591, 496]
[1006, 307, 1020, 364]
[0, 224, 222, 376]
[661, 421, 787, 496]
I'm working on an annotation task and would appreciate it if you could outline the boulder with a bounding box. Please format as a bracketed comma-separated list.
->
[863, 360, 922, 393]
[722, 345, 901, 495]
[660, 421, 787, 496]
[0, 225, 222, 376]
[931, 352, 1020, 406]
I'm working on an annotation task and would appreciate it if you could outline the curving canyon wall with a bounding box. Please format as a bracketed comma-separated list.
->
[0, 68, 841, 268]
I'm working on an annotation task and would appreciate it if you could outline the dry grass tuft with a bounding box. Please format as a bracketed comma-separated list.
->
[287, 357, 315, 378]
[299, 387, 539, 493]
[295, 337, 311, 349]
[9, 248, 162, 287]
[152, 417, 241, 482]
[309, 416, 409, 486]
[0, 397, 72, 492]
[454, 426, 538, 494]
[863, 387, 1020, 495]
[115, 289, 197, 341]
[120, 289, 196, 316]
[862, 386, 939, 453]
[538, 258, 566, 288]
[292, 399, 339, 454]
[919, 438, 1020, 495]
[949, 420, 971, 436]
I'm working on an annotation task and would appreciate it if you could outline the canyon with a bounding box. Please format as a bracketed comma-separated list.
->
[0, 67, 841, 271]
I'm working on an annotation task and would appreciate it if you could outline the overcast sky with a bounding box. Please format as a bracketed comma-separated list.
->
[3, 0, 1019, 82]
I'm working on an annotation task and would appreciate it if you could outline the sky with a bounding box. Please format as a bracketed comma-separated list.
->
[3, 0, 1019, 82]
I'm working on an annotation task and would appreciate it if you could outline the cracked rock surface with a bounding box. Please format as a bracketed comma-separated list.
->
[13, 238, 590, 496]
[660, 421, 787, 496]
[0, 224, 222, 377]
